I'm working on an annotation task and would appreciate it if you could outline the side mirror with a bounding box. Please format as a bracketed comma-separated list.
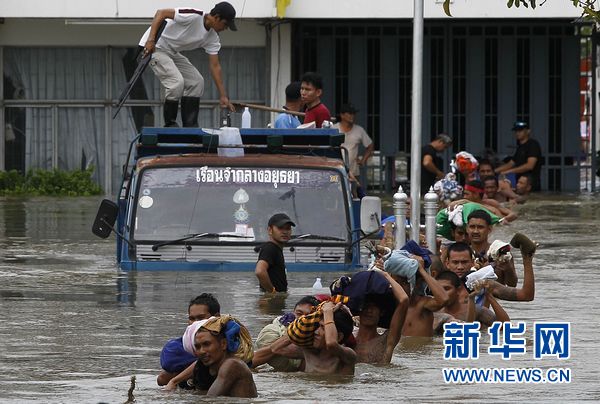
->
[360, 196, 381, 235]
[92, 199, 119, 239]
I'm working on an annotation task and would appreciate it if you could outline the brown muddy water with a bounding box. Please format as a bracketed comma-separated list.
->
[0, 195, 599, 403]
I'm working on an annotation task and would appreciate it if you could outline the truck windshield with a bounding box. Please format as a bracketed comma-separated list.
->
[133, 166, 349, 243]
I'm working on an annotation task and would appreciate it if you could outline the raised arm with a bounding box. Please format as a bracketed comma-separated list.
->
[322, 302, 357, 366]
[485, 291, 510, 323]
[419, 262, 450, 312]
[485, 255, 535, 302]
[494, 258, 518, 287]
[380, 271, 409, 362]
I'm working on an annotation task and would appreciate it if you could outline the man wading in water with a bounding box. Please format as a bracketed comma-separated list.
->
[192, 324, 257, 397]
[255, 213, 294, 293]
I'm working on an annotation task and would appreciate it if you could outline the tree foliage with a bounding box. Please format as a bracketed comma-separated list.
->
[443, 0, 600, 22]
[0, 167, 103, 196]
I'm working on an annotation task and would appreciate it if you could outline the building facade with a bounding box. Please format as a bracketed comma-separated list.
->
[0, 0, 591, 193]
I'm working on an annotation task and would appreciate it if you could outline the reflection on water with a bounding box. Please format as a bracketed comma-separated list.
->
[0, 195, 599, 402]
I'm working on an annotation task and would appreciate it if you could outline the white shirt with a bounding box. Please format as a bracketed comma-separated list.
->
[139, 8, 221, 55]
[334, 123, 373, 175]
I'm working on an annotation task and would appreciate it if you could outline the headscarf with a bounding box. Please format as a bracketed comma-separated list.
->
[182, 318, 213, 356]
[201, 315, 254, 364]
[287, 300, 355, 348]
[182, 315, 254, 364]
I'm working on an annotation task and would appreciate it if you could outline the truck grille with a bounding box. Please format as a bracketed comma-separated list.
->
[136, 244, 346, 263]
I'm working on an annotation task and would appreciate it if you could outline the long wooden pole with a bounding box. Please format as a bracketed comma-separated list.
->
[231, 102, 305, 117]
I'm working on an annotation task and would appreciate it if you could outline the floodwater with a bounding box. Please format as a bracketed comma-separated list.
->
[0, 195, 599, 403]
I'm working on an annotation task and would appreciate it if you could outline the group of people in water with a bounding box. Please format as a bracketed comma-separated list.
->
[156, 200, 538, 397]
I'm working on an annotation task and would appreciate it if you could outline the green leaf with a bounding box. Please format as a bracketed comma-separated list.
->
[443, 0, 452, 17]
[515, 0, 520, 8]
[507, 0, 515, 7]
[531, 0, 536, 9]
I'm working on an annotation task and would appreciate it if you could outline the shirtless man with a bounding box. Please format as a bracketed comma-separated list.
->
[394, 257, 449, 337]
[466, 210, 517, 287]
[193, 326, 257, 398]
[271, 301, 357, 375]
[354, 271, 409, 364]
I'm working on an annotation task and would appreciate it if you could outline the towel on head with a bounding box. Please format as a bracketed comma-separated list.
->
[287, 304, 324, 347]
[182, 318, 213, 356]
[384, 250, 418, 291]
[201, 315, 254, 364]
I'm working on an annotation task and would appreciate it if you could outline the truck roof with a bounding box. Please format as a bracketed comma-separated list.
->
[136, 153, 347, 171]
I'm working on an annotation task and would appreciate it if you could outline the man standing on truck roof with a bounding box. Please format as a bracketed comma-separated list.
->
[255, 213, 294, 293]
[140, 2, 236, 127]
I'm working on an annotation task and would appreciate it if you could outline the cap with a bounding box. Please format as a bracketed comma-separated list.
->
[512, 121, 529, 131]
[211, 1, 237, 31]
[339, 103, 358, 114]
[268, 213, 296, 228]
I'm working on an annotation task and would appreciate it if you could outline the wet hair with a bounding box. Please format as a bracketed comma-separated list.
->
[285, 81, 301, 101]
[446, 241, 474, 260]
[467, 209, 492, 225]
[188, 293, 221, 315]
[520, 174, 532, 186]
[434, 133, 452, 145]
[482, 176, 498, 186]
[436, 270, 461, 288]
[333, 309, 354, 343]
[301, 71, 324, 90]
[295, 295, 319, 308]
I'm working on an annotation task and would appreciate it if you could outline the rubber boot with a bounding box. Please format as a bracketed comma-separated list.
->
[163, 99, 180, 127]
[181, 96, 200, 127]
[510, 232, 537, 257]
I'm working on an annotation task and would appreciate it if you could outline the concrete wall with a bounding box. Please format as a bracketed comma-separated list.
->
[0, 19, 265, 47]
[0, 0, 588, 19]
